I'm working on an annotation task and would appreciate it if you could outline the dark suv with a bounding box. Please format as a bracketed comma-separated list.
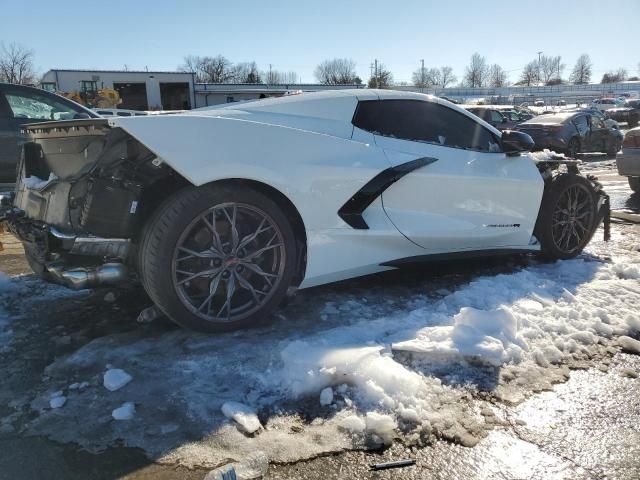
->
[0, 83, 97, 185]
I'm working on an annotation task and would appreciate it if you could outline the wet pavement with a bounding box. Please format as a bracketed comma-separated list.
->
[1, 158, 640, 479]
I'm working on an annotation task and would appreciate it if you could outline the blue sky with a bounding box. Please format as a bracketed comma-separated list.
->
[3, 0, 639, 84]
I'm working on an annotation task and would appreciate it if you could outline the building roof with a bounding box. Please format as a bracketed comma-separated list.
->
[47, 69, 194, 75]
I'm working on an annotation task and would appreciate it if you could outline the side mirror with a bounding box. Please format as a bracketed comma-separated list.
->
[501, 130, 535, 156]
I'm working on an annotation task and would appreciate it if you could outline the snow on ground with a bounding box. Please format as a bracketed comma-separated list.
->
[2, 224, 640, 468]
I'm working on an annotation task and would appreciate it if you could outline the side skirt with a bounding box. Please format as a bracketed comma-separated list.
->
[380, 248, 538, 268]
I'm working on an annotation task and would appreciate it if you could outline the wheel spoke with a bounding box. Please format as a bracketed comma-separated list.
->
[196, 271, 224, 313]
[217, 273, 237, 319]
[237, 217, 272, 252]
[234, 271, 267, 303]
[177, 246, 219, 260]
[223, 205, 240, 252]
[176, 266, 222, 286]
[201, 212, 224, 256]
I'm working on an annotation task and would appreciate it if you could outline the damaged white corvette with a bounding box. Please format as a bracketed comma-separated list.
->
[0, 90, 610, 331]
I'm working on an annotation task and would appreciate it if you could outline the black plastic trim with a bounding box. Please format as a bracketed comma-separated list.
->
[381, 248, 536, 267]
[338, 157, 438, 229]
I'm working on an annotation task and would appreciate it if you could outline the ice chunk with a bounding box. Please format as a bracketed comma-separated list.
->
[338, 415, 366, 433]
[103, 369, 132, 391]
[221, 401, 262, 434]
[365, 412, 397, 445]
[319, 387, 333, 406]
[234, 450, 269, 479]
[49, 395, 66, 409]
[23, 173, 57, 190]
[618, 336, 640, 354]
[112, 402, 135, 420]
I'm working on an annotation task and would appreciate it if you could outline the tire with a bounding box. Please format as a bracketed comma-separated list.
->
[566, 137, 580, 159]
[534, 174, 599, 260]
[138, 184, 297, 333]
[629, 177, 640, 193]
[607, 140, 621, 158]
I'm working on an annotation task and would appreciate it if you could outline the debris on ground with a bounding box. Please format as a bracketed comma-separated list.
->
[103, 369, 132, 392]
[221, 401, 262, 434]
[112, 402, 136, 421]
[370, 459, 416, 471]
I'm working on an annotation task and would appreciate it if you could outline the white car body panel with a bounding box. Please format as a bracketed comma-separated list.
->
[107, 90, 544, 289]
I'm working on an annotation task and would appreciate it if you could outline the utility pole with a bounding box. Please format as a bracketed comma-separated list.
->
[269, 64, 272, 84]
[374, 59, 378, 88]
[370, 63, 374, 84]
[421, 59, 425, 91]
[537, 51, 543, 84]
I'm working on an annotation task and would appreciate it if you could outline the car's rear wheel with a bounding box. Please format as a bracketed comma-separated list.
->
[139, 184, 297, 332]
[567, 137, 580, 159]
[534, 174, 598, 260]
[607, 139, 621, 157]
[629, 177, 640, 193]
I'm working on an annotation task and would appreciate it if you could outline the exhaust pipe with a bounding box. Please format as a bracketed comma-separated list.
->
[47, 263, 128, 290]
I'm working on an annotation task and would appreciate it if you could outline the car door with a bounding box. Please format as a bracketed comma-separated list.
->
[586, 114, 608, 152]
[351, 99, 544, 253]
[0, 86, 92, 183]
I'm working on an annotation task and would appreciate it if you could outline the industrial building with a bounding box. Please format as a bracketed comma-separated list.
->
[40, 69, 196, 110]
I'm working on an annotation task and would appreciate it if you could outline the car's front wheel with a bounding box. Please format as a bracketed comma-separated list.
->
[139, 184, 297, 332]
[534, 174, 599, 260]
[566, 137, 580, 159]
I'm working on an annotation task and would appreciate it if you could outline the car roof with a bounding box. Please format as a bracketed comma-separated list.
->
[189, 89, 502, 137]
[521, 112, 577, 124]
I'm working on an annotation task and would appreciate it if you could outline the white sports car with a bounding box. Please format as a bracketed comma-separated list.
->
[1, 90, 609, 332]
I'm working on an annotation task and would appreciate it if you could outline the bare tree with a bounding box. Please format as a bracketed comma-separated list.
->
[463, 53, 488, 88]
[315, 58, 359, 84]
[488, 64, 508, 87]
[412, 65, 430, 88]
[262, 68, 298, 84]
[368, 63, 393, 88]
[519, 61, 539, 86]
[539, 55, 564, 84]
[569, 54, 592, 84]
[438, 66, 457, 88]
[601, 68, 628, 84]
[0, 42, 36, 84]
[178, 55, 234, 83]
[231, 62, 261, 83]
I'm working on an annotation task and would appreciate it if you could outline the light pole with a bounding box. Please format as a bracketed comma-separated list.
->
[537, 51, 543, 85]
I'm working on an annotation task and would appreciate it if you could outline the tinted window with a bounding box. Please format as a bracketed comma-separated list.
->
[116, 112, 132, 116]
[489, 110, 505, 123]
[4, 89, 82, 120]
[353, 100, 499, 152]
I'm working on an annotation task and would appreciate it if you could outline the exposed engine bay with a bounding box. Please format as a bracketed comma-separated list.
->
[2, 119, 186, 289]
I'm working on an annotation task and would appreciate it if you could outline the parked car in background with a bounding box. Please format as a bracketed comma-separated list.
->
[464, 106, 518, 131]
[591, 97, 626, 111]
[94, 108, 148, 117]
[565, 107, 620, 129]
[517, 111, 623, 158]
[605, 99, 640, 127]
[0, 83, 98, 185]
[534, 99, 545, 107]
[616, 127, 640, 192]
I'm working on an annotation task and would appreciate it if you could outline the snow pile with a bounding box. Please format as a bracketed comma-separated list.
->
[527, 149, 568, 163]
[221, 401, 262, 434]
[393, 306, 525, 367]
[103, 369, 132, 391]
[112, 402, 135, 421]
